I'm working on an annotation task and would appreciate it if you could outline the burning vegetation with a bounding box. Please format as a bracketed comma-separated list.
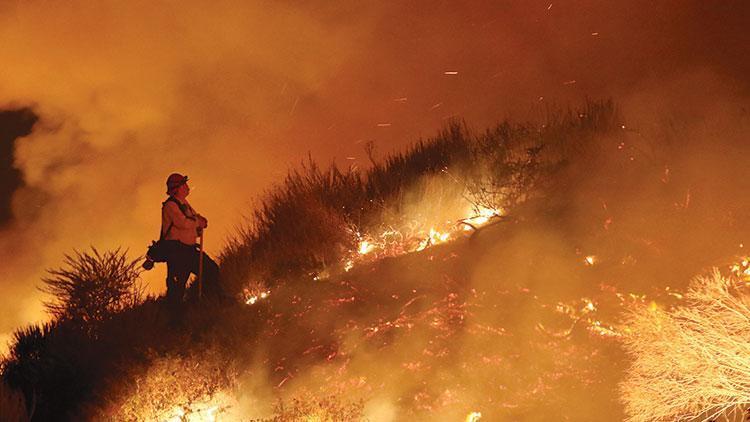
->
[2, 100, 750, 420]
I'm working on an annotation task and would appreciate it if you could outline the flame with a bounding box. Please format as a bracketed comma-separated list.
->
[344, 259, 355, 272]
[415, 228, 452, 252]
[461, 206, 503, 229]
[358, 239, 375, 255]
[243, 288, 271, 305]
[425, 228, 450, 246]
[729, 256, 750, 282]
[164, 404, 220, 422]
[585, 300, 596, 312]
[584, 255, 597, 266]
[648, 301, 660, 312]
[313, 203, 504, 277]
[465, 411, 482, 422]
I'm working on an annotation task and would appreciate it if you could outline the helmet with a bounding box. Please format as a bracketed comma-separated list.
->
[166, 173, 188, 195]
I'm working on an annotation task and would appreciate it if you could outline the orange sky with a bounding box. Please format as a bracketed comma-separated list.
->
[0, 0, 748, 350]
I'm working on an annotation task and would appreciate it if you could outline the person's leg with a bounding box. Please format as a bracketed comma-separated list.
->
[166, 243, 192, 322]
[186, 251, 225, 302]
[201, 254, 224, 301]
[183, 245, 201, 302]
[167, 270, 188, 302]
[166, 263, 181, 324]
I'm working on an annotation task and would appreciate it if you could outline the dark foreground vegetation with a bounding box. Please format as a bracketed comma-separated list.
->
[4, 100, 748, 420]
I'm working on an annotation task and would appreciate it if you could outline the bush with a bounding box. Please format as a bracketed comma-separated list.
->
[1, 248, 146, 419]
[221, 161, 362, 293]
[221, 101, 621, 294]
[2, 322, 89, 420]
[40, 247, 144, 327]
[95, 347, 238, 421]
[263, 393, 364, 422]
[620, 271, 750, 421]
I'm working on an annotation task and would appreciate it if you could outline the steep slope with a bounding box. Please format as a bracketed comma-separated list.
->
[5, 100, 750, 421]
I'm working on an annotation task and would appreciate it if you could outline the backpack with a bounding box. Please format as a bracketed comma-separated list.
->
[143, 197, 192, 269]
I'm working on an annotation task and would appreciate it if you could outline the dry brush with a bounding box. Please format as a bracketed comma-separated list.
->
[621, 271, 750, 421]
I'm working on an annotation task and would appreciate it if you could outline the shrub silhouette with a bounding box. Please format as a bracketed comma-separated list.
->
[40, 247, 144, 327]
[2, 322, 91, 420]
[1, 248, 147, 419]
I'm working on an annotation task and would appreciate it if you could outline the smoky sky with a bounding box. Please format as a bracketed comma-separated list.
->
[0, 0, 748, 350]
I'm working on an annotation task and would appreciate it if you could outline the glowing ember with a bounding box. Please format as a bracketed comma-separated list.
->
[584, 255, 597, 266]
[358, 240, 375, 255]
[244, 289, 271, 305]
[313, 269, 331, 281]
[344, 259, 355, 272]
[585, 300, 596, 312]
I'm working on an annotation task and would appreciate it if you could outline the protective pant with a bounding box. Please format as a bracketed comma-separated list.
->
[165, 241, 224, 313]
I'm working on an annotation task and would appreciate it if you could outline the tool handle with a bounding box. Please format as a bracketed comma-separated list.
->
[197, 232, 205, 301]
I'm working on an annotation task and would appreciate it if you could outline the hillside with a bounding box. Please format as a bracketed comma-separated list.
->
[3, 100, 750, 421]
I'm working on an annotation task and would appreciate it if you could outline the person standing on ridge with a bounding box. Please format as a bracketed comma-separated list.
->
[161, 173, 223, 313]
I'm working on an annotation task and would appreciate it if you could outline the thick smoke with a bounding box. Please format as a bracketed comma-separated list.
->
[0, 0, 747, 368]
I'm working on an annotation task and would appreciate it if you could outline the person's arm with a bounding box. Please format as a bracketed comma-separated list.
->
[187, 203, 208, 228]
[163, 201, 200, 230]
